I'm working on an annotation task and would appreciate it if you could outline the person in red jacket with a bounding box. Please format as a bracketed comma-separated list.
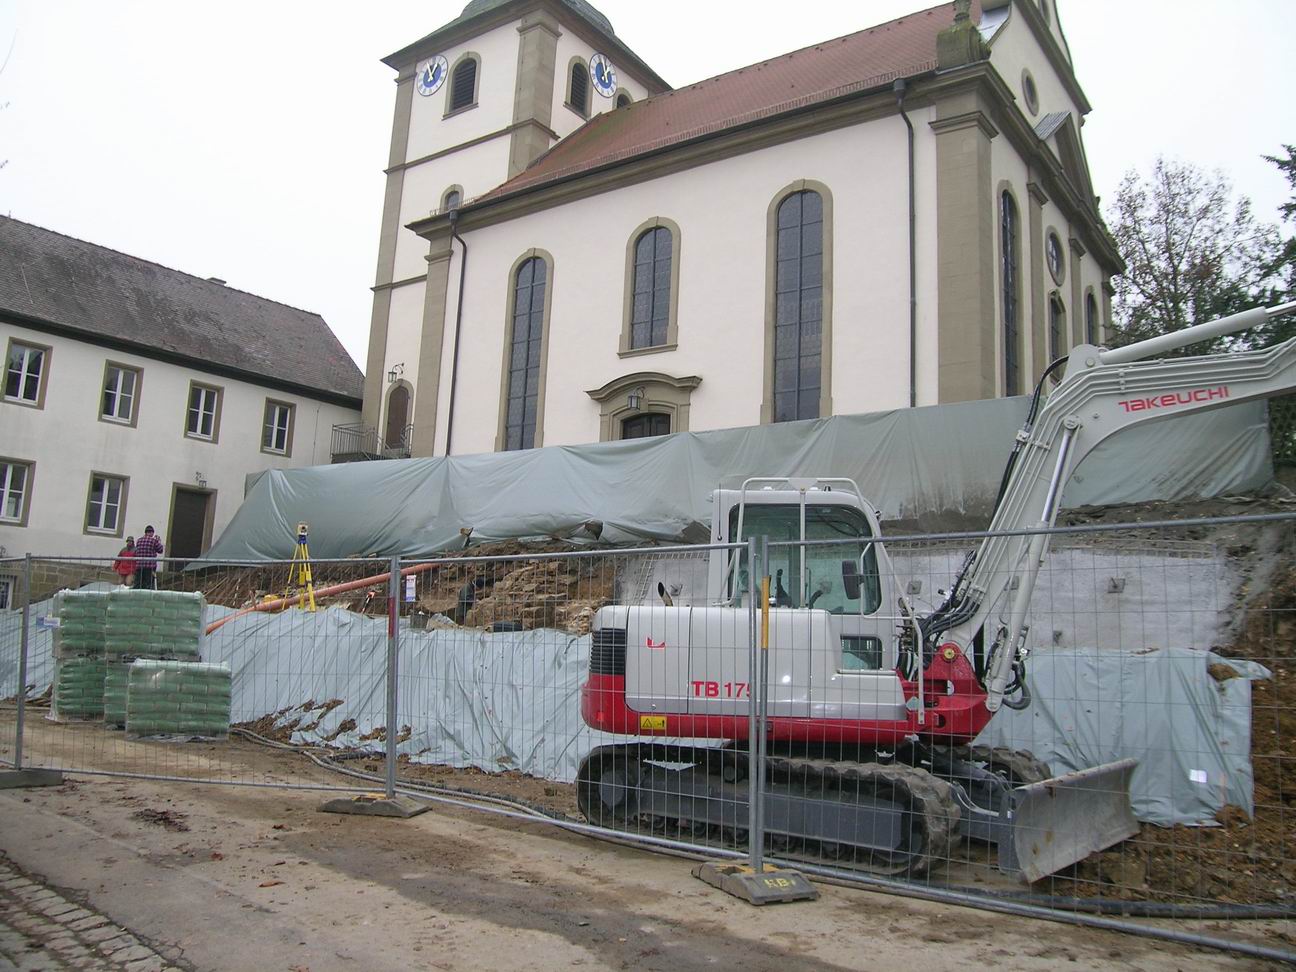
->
[133, 526, 164, 590]
[112, 536, 136, 587]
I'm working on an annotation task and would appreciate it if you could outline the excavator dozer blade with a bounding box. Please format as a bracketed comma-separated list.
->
[997, 757, 1139, 883]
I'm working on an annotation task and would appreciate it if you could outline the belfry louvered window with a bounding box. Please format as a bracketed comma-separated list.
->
[568, 62, 590, 116]
[1001, 191, 1020, 396]
[772, 190, 824, 423]
[505, 257, 547, 450]
[449, 58, 477, 113]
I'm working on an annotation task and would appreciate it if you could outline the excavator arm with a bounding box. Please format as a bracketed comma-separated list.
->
[930, 302, 1296, 711]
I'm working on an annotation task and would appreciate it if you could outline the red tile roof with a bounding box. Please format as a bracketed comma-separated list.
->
[476, 1, 975, 204]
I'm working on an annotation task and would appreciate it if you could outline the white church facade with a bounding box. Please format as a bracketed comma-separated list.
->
[363, 0, 1121, 457]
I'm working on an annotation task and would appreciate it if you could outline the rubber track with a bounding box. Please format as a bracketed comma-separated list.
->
[767, 756, 962, 875]
[577, 745, 963, 877]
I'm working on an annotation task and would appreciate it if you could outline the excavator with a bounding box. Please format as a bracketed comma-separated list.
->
[577, 301, 1296, 882]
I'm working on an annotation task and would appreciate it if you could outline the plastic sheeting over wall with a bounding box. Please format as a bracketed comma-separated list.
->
[200, 397, 1274, 562]
[976, 647, 1266, 821]
[0, 593, 1267, 826]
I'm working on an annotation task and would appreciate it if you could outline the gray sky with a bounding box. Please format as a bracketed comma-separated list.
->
[1, 1, 1292, 369]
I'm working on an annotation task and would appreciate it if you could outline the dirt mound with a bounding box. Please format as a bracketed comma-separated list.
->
[181, 538, 636, 634]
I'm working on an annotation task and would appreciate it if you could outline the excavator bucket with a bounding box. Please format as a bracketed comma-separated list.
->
[996, 758, 1140, 883]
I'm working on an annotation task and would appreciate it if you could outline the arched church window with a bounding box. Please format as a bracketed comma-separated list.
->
[1001, 191, 1021, 396]
[621, 413, 670, 439]
[504, 256, 548, 450]
[1049, 295, 1066, 363]
[772, 189, 824, 422]
[629, 227, 673, 349]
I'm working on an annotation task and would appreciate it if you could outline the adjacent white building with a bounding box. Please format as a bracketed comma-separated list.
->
[361, 0, 1122, 457]
[0, 216, 363, 598]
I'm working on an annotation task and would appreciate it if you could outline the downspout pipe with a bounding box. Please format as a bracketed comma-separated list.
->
[895, 77, 917, 409]
[444, 208, 469, 456]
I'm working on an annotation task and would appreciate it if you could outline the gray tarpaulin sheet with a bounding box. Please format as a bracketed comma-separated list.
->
[1, 591, 1266, 826]
[975, 647, 1266, 822]
[200, 396, 1274, 562]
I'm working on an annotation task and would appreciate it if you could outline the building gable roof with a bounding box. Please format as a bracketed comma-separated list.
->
[472, 1, 967, 205]
[1050, 113, 1097, 208]
[0, 216, 364, 404]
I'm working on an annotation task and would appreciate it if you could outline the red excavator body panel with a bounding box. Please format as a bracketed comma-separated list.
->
[581, 644, 993, 746]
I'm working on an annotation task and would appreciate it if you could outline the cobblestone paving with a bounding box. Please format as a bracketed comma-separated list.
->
[0, 855, 186, 972]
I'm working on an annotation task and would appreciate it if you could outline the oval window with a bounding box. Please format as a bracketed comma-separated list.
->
[1021, 69, 1039, 115]
[1046, 232, 1065, 285]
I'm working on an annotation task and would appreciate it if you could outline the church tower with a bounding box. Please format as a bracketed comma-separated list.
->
[362, 0, 668, 454]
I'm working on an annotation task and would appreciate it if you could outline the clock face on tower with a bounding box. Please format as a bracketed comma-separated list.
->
[589, 53, 618, 98]
[416, 56, 448, 97]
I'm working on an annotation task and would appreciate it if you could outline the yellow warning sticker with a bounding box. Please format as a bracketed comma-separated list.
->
[639, 715, 667, 731]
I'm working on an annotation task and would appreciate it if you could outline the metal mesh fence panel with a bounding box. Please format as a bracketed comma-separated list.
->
[0, 555, 394, 794]
[751, 517, 1294, 933]
[2, 513, 1294, 957]
[388, 543, 757, 862]
[0, 556, 26, 771]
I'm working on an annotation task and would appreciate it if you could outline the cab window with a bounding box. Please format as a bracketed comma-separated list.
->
[727, 503, 882, 614]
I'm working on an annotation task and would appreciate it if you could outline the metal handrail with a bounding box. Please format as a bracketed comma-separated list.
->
[330, 423, 413, 461]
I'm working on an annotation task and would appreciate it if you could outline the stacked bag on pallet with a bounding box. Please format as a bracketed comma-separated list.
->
[103, 663, 132, 727]
[52, 590, 110, 659]
[125, 660, 232, 738]
[49, 590, 111, 721]
[103, 590, 206, 726]
[105, 589, 204, 660]
[52, 657, 108, 719]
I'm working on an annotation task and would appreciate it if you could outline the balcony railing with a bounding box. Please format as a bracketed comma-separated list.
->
[330, 423, 413, 462]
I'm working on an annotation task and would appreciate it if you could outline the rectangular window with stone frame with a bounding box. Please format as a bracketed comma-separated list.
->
[186, 382, 222, 441]
[5, 340, 50, 407]
[262, 400, 295, 456]
[101, 363, 142, 425]
[85, 472, 128, 536]
[0, 459, 33, 525]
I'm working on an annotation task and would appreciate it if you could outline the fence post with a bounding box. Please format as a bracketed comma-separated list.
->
[746, 537, 759, 870]
[14, 554, 31, 770]
[385, 555, 400, 800]
[752, 536, 771, 873]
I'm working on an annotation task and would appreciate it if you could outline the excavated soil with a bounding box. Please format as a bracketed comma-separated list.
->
[180, 538, 631, 634]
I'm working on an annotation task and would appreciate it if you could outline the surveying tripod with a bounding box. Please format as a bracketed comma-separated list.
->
[284, 522, 317, 611]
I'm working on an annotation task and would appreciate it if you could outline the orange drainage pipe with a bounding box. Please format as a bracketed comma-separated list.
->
[204, 561, 441, 635]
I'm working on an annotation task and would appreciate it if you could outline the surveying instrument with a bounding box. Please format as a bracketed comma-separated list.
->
[284, 521, 317, 611]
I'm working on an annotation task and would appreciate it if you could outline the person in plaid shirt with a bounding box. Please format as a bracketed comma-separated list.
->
[133, 525, 164, 590]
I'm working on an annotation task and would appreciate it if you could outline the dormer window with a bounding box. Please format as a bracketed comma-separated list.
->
[567, 59, 591, 117]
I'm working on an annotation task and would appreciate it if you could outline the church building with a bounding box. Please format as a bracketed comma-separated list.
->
[362, 0, 1120, 457]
